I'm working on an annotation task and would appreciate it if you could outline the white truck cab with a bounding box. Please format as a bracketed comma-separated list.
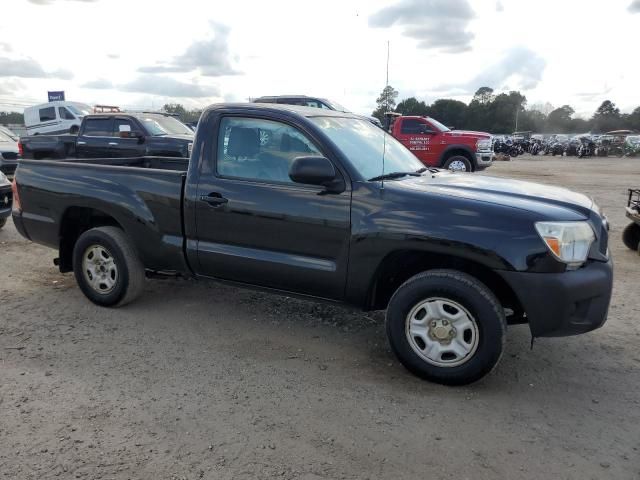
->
[24, 101, 93, 135]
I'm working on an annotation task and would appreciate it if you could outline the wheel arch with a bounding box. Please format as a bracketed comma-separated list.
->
[439, 145, 476, 170]
[366, 249, 524, 321]
[58, 206, 126, 273]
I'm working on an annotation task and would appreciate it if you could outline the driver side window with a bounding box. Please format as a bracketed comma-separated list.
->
[217, 117, 321, 184]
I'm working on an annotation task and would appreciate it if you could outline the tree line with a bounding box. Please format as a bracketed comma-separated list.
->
[372, 86, 640, 134]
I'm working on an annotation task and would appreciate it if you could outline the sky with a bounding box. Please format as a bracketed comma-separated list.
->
[0, 0, 639, 119]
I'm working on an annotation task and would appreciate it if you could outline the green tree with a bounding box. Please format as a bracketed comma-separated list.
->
[546, 105, 575, 133]
[591, 100, 621, 132]
[372, 85, 399, 121]
[472, 86, 494, 105]
[627, 106, 640, 131]
[0, 111, 24, 124]
[396, 97, 429, 116]
[428, 99, 468, 129]
[162, 103, 203, 124]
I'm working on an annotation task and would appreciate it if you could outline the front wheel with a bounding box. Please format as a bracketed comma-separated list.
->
[443, 156, 472, 172]
[73, 226, 146, 307]
[386, 270, 506, 385]
[622, 223, 640, 252]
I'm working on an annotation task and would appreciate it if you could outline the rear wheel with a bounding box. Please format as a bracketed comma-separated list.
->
[73, 226, 145, 306]
[443, 155, 472, 172]
[0, 218, 6, 229]
[622, 223, 640, 251]
[386, 269, 506, 385]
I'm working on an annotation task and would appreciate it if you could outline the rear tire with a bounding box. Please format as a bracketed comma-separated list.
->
[0, 218, 6, 229]
[443, 155, 472, 172]
[72, 226, 145, 307]
[386, 269, 506, 385]
[622, 223, 640, 251]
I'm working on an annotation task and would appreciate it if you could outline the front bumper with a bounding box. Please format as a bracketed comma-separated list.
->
[499, 258, 613, 337]
[475, 151, 494, 169]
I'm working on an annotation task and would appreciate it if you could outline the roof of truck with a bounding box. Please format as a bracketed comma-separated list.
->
[206, 102, 361, 119]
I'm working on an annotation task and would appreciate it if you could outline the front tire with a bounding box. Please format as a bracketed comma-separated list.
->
[622, 223, 640, 252]
[386, 270, 506, 385]
[72, 226, 145, 307]
[443, 155, 472, 172]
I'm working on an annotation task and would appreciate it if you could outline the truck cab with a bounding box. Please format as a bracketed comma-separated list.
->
[389, 115, 494, 172]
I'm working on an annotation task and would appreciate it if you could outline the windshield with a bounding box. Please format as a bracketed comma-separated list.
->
[322, 99, 351, 113]
[427, 117, 450, 132]
[311, 117, 424, 180]
[0, 127, 17, 142]
[67, 103, 93, 116]
[628, 136, 640, 144]
[140, 116, 194, 136]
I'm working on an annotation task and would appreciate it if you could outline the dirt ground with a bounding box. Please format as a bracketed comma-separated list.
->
[1, 155, 639, 480]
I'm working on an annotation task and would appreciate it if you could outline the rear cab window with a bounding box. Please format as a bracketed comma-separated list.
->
[82, 118, 114, 136]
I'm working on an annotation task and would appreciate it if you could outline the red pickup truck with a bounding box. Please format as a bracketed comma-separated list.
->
[389, 115, 494, 172]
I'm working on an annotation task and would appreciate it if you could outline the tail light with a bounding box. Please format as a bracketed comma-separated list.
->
[11, 178, 21, 212]
[18, 141, 23, 157]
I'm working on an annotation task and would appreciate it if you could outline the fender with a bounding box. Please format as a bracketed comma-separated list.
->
[438, 144, 476, 168]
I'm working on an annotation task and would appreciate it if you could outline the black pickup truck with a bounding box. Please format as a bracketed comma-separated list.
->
[11, 103, 613, 385]
[19, 112, 194, 160]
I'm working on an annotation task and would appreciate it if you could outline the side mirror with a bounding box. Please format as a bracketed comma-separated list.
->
[289, 156, 344, 193]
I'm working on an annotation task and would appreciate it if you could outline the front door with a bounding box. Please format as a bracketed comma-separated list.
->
[396, 118, 436, 166]
[194, 116, 351, 300]
[76, 117, 113, 158]
[110, 117, 145, 158]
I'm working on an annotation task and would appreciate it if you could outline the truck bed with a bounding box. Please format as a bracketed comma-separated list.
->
[14, 157, 190, 274]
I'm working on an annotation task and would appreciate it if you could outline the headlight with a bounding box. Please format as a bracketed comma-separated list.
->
[535, 221, 595, 268]
[476, 139, 492, 151]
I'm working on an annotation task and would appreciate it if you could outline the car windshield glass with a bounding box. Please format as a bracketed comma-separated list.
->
[67, 104, 93, 116]
[140, 116, 193, 136]
[628, 136, 640, 144]
[0, 128, 16, 142]
[311, 117, 424, 181]
[427, 117, 450, 132]
[322, 99, 350, 113]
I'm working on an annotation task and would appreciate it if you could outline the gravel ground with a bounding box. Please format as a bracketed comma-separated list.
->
[1, 155, 639, 479]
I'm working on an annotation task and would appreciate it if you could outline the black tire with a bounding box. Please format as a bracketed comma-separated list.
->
[622, 223, 640, 251]
[386, 269, 506, 385]
[72, 226, 145, 307]
[443, 155, 472, 172]
[0, 217, 6, 229]
[69, 125, 79, 134]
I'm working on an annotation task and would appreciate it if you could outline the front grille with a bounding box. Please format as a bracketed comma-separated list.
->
[1, 152, 18, 160]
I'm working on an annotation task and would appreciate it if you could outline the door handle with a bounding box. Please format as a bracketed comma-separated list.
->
[108, 142, 118, 146]
[77, 141, 86, 145]
[200, 193, 228, 207]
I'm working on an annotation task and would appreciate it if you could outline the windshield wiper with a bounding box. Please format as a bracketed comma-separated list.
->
[368, 168, 427, 182]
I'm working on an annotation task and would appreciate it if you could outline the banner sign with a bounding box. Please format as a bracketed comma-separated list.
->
[47, 91, 65, 102]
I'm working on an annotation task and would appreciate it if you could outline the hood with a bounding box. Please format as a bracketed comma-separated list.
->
[396, 172, 594, 218]
[445, 130, 491, 140]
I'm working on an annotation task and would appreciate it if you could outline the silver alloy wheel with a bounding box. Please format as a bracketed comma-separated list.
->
[82, 244, 118, 294]
[448, 159, 468, 172]
[405, 297, 479, 367]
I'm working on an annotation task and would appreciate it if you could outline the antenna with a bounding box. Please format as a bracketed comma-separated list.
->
[381, 40, 390, 190]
